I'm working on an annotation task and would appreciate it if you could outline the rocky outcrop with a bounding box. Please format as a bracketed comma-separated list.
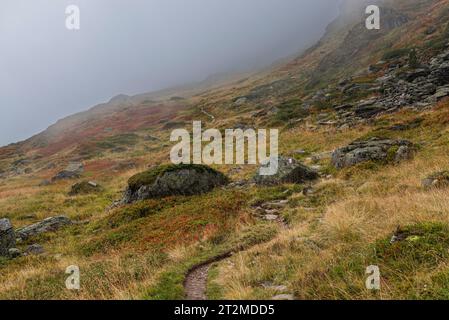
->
[0, 219, 15, 257]
[123, 164, 228, 203]
[253, 157, 318, 185]
[332, 138, 414, 169]
[332, 46, 449, 127]
[16, 216, 72, 240]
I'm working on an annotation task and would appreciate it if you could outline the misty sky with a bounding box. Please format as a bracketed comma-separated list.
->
[0, 0, 340, 146]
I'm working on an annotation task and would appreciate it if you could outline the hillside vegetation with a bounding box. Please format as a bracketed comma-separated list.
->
[1, 0, 449, 300]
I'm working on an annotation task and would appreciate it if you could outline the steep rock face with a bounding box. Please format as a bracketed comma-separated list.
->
[332, 137, 414, 168]
[123, 164, 228, 203]
[0, 219, 15, 257]
[317, 6, 409, 73]
[253, 157, 319, 185]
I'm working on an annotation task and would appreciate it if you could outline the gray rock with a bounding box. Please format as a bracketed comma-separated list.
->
[16, 216, 72, 240]
[332, 138, 414, 169]
[0, 219, 15, 257]
[123, 165, 228, 203]
[39, 179, 51, 186]
[8, 248, 21, 258]
[253, 157, 318, 185]
[264, 214, 279, 221]
[234, 97, 248, 106]
[52, 162, 84, 181]
[271, 294, 295, 300]
[262, 283, 288, 292]
[434, 85, 449, 100]
[422, 171, 449, 189]
[25, 244, 44, 255]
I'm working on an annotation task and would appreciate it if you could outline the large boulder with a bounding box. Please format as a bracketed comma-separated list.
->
[123, 164, 229, 203]
[0, 219, 15, 257]
[253, 157, 318, 185]
[52, 162, 84, 182]
[332, 137, 414, 169]
[16, 216, 72, 240]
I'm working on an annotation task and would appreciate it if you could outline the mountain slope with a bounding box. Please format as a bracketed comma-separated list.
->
[1, 0, 449, 300]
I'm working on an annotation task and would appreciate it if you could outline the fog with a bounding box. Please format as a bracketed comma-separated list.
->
[0, 0, 341, 146]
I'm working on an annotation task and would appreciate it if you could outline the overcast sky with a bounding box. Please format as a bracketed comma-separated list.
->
[0, 0, 340, 146]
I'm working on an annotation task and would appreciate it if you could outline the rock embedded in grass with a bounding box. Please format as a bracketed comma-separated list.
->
[253, 157, 318, 185]
[123, 164, 229, 203]
[68, 180, 102, 196]
[331, 137, 415, 169]
[8, 248, 21, 258]
[51, 162, 84, 182]
[422, 171, 449, 189]
[16, 216, 72, 240]
[25, 244, 44, 255]
[0, 219, 15, 257]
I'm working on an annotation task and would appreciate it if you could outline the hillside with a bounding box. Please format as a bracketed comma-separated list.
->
[1, 0, 449, 300]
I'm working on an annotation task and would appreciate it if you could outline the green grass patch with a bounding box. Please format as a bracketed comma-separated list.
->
[296, 222, 449, 299]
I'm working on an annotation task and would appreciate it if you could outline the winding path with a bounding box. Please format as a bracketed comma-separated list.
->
[184, 264, 211, 300]
[183, 199, 289, 300]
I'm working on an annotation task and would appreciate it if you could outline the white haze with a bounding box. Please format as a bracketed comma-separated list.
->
[0, 0, 341, 146]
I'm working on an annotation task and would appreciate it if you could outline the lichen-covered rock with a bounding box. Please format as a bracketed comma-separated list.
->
[332, 137, 414, 169]
[0, 218, 15, 257]
[253, 157, 318, 185]
[8, 248, 21, 258]
[16, 216, 72, 240]
[68, 181, 102, 196]
[422, 171, 449, 189]
[25, 244, 45, 255]
[123, 164, 228, 203]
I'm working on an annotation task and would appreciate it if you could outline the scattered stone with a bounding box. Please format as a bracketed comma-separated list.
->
[264, 214, 279, 221]
[234, 97, 248, 106]
[311, 151, 332, 163]
[271, 294, 295, 300]
[8, 248, 21, 258]
[262, 200, 288, 209]
[123, 164, 228, 203]
[0, 218, 15, 257]
[39, 179, 51, 187]
[253, 157, 318, 185]
[422, 171, 449, 189]
[25, 244, 44, 255]
[262, 283, 288, 292]
[390, 226, 408, 244]
[425, 26, 437, 35]
[16, 216, 72, 240]
[293, 149, 306, 155]
[144, 135, 160, 142]
[227, 180, 249, 189]
[331, 137, 414, 169]
[112, 161, 137, 172]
